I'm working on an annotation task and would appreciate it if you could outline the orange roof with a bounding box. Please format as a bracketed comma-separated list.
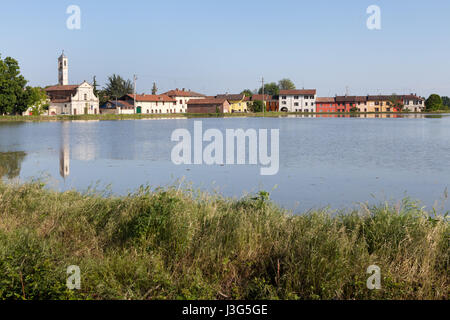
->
[188, 98, 228, 105]
[127, 94, 175, 103]
[316, 97, 335, 103]
[280, 89, 316, 95]
[45, 85, 79, 92]
[163, 89, 206, 97]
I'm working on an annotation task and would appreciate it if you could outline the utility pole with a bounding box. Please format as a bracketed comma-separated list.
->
[133, 74, 137, 114]
[262, 77, 265, 116]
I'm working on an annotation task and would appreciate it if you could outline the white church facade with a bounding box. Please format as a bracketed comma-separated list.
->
[45, 52, 99, 115]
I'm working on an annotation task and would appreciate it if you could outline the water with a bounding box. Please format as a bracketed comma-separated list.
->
[1, 114, 450, 213]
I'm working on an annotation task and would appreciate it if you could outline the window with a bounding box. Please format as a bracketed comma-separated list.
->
[305, 102, 308, 106]
[294, 96, 299, 100]
[282, 101, 286, 105]
[294, 102, 299, 106]
[282, 96, 287, 99]
[84, 94, 88, 100]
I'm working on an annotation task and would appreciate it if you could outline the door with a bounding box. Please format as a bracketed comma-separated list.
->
[136, 106, 142, 114]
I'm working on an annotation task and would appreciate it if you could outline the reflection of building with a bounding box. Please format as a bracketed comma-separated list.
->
[60, 123, 70, 178]
[45, 52, 100, 116]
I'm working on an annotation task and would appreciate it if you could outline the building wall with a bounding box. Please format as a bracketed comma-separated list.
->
[71, 82, 100, 115]
[229, 100, 248, 113]
[279, 94, 317, 112]
[136, 101, 177, 114]
[172, 96, 205, 113]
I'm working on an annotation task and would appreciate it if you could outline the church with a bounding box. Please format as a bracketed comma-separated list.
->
[45, 52, 99, 115]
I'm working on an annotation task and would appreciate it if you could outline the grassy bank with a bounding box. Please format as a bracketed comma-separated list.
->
[0, 111, 446, 122]
[0, 182, 448, 300]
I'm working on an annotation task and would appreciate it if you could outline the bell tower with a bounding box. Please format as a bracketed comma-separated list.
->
[58, 51, 69, 85]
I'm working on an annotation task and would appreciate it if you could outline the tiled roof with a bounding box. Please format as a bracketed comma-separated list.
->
[336, 96, 367, 103]
[102, 100, 134, 109]
[279, 89, 316, 96]
[163, 89, 206, 97]
[45, 85, 79, 91]
[127, 94, 175, 103]
[316, 97, 336, 103]
[188, 98, 228, 105]
[215, 94, 245, 101]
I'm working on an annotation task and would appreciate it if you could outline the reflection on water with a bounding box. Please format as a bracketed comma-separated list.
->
[0, 115, 450, 212]
[0, 151, 27, 179]
[60, 123, 70, 178]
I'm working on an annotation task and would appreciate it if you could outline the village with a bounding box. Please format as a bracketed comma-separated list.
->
[28, 52, 426, 117]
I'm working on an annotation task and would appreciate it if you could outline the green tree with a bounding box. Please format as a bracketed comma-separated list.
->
[152, 82, 158, 95]
[241, 89, 253, 97]
[441, 96, 450, 109]
[278, 78, 296, 90]
[389, 94, 404, 112]
[103, 74, 133, 99]
[258, 82, 279, 96]
[249, 100, 264, 112]
[24, 87, 48, 115]
[425, 94, 443, 111]
[92, 76, 99, 97]
[0, 54, 28, 115]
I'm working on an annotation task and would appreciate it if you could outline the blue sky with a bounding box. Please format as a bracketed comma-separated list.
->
[1, 0, 450, 96]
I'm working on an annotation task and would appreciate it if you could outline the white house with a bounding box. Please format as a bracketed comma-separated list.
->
[279, 89, 317, 112]
[44, 52, 99, 115]
[163, 89, 206, 113]
[121, 94, 177, 114]
[402, 94, 425, 112]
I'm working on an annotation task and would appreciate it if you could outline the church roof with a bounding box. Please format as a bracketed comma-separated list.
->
[45, 85, 79, 91]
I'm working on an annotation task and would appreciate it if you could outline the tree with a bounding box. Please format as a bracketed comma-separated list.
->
[152, 82, 158, 95]
[441, 96, 450, 109]
[103, 74, 133, 99]
[388, 94, 404, 112]
[278, 78, 296, 90]
[249, 100, 264, 112]
[258, 82, 279, 96]
[92, 76, 99, 97]
[27, 87, 49, 115]
[241, 89, 253, 97]
[0, 54, 28, 115]
[425, 94, 443, 111]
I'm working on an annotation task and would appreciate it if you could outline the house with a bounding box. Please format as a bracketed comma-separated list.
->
[250, 94, 279, 112]
[163, 88, 206, 113]
[279, 89, 317, 112]
[401, 94, 425, 112]
[216, 94, 248, 113]
[335, 96, 367, 112]
[100, 100, 135, 114]
[45, 52, 99, 115]
[316, 97, 337, 113]
[187, 98, 230, 114]
[121, 94, 176, 114]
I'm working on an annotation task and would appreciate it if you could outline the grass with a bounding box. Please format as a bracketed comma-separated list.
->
[0, 111, 447, 122]
[0, 182, 448, 300]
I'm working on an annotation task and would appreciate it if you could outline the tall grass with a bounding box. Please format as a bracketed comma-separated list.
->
[0, 182, 448, 300]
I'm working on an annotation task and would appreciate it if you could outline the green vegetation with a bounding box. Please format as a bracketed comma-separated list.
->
[0, 54, 45, 115]
[426, 94, 444, 111]
[0, 182, 448, 300]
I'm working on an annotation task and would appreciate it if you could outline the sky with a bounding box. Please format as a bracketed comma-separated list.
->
[1, 0, 450, 97]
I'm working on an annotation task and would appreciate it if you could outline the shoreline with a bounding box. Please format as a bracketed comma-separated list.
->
[1, 111, 449, 122]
